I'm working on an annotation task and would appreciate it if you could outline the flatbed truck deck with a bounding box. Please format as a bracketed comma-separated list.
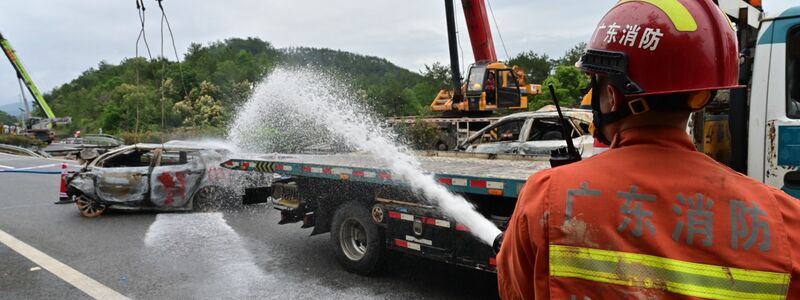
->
[222, 151, 548, 273]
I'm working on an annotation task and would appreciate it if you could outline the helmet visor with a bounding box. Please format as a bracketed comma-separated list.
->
[577, 49, 645, 95]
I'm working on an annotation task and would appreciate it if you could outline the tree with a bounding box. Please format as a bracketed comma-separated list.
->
[524, 43, 590, 110]
[173, 81, 225, 128]
[40, 37, 472, 135]
[554, 42, 587, 67]
[420, 62, 452, 90]
[0, 111, 17, 126]
[508, 51, 553, 84]
[530, 65, 590, 110]
[100, 83, 160, 133]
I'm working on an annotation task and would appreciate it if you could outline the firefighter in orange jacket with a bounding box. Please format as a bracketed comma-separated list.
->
[497, 0, 800, 299]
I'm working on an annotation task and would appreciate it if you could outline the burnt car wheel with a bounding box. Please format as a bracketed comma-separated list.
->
[75, 195, 107, 218]
[330, 201, 387, 275]
[193, 187, 227, 212]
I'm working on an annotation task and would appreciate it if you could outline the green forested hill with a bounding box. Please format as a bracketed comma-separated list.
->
[44, 37, 443, 135]
[42, 37, 585, 138]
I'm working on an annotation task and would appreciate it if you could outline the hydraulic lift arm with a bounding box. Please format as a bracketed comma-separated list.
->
[460, 0, 497, 63]
[0, 32, 56, 119]
[433, 0, 534, 114]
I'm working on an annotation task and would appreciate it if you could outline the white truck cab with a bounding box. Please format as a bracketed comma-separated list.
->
[746, 7, 800, 196]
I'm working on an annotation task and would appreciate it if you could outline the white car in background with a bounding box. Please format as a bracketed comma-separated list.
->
[457, 107, 604, 157]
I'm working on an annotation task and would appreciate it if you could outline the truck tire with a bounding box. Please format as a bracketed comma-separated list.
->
[330, 201, 387, 275]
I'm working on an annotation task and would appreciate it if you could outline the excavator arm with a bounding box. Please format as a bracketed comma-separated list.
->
[0, 32, 56, 119]
[431, 0, 537, 115]
[461, 0, 497, 63]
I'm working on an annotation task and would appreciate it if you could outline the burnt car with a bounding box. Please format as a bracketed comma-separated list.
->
[67, 142, 270, 217]
[46, 134, 125, 158]
[457, 107, 605, 157]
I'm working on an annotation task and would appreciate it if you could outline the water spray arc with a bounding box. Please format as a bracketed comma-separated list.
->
[228, 68, 502, 245]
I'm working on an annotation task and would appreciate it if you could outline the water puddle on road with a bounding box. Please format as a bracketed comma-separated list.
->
[143, 212, 378, 299]
[144, 213, 268, 298]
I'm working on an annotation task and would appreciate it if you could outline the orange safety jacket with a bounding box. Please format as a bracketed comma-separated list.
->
[497, 127, 800, 300]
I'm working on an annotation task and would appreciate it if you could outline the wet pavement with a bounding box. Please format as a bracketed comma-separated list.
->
[0, 153, 499, 299]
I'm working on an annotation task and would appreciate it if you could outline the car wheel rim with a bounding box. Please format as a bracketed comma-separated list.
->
[76, 195, 106, 218]
[340, 218, 367, 261]
[195, 188, 220, 212]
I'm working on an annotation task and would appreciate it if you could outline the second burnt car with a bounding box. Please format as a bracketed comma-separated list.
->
[66, 141, 271, 217]
[456, 107, 603, 157]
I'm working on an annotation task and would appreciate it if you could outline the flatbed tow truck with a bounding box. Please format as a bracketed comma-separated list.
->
[223, 1, 800, 275]
[223, 151, 548, 273]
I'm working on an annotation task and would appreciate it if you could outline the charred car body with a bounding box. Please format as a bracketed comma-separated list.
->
[457, 108, 600, 157]
[67, 142, 271, 217]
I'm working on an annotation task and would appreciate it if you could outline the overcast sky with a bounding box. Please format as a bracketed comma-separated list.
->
[0, 0, 796, 108]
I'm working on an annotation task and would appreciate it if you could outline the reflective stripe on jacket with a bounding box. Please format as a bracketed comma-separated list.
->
[497, 127, 800, 300]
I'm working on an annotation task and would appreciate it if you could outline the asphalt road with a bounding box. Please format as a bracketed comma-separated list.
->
[0, 153, 500, 299]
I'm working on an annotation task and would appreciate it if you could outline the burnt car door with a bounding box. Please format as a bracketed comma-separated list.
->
[149, 150, 205, 209]
[520, 116, 592, 156]
[93, 147, 156, 204]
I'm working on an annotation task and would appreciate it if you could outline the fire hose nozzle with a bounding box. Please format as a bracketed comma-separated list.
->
[493, 233, 504, 254]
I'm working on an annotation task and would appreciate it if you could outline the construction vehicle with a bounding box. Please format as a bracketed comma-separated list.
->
[0, 32, 71, 143]
[223, 1, 799, 276]
[705, 1, 800, 197]
[429, 0, 541, 115]
[396, 0, 546, 149]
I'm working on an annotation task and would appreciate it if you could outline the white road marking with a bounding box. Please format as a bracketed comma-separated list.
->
[0, 228, 129, 300]
[0, 164, 12, 169]
[0, 203, 52, 211]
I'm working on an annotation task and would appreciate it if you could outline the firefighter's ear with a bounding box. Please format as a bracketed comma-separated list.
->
[606, 84, 620, 112]
[688, 91, 712, 111]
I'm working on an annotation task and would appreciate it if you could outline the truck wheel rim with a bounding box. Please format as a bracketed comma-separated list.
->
[340, 218, 367, 261]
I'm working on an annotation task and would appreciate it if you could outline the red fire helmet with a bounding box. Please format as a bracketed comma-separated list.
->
[577, 0, 740, 97]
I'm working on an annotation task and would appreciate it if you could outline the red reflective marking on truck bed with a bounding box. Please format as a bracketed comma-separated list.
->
[353, 170, 365, 177]
[388, 211, 401, 219]
[226, 160, 235, 167]
[275, 164, 284, 171]
[323, 168, 333, 174]
[395, 239, 408, 248]
[241, 162, 250, 170]
[380, 172, 391, 180]
[456, 224, 470, 232]
[470, 180, 487, 188]
[438, 178, 453, 185]
[423, 217, 437, 225]
[302, 166, 312, 172]
[489, 257, 497, 266]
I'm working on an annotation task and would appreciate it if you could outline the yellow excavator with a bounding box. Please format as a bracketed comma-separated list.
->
[430, 0, 541, 116]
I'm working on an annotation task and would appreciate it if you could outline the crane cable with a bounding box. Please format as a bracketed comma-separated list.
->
[454, 0, 466, 79]
[135, 0, 153, 61]
[157, 0, 188, 131]
[157, 0, 187, 97]
[485, 0, 510, 61]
